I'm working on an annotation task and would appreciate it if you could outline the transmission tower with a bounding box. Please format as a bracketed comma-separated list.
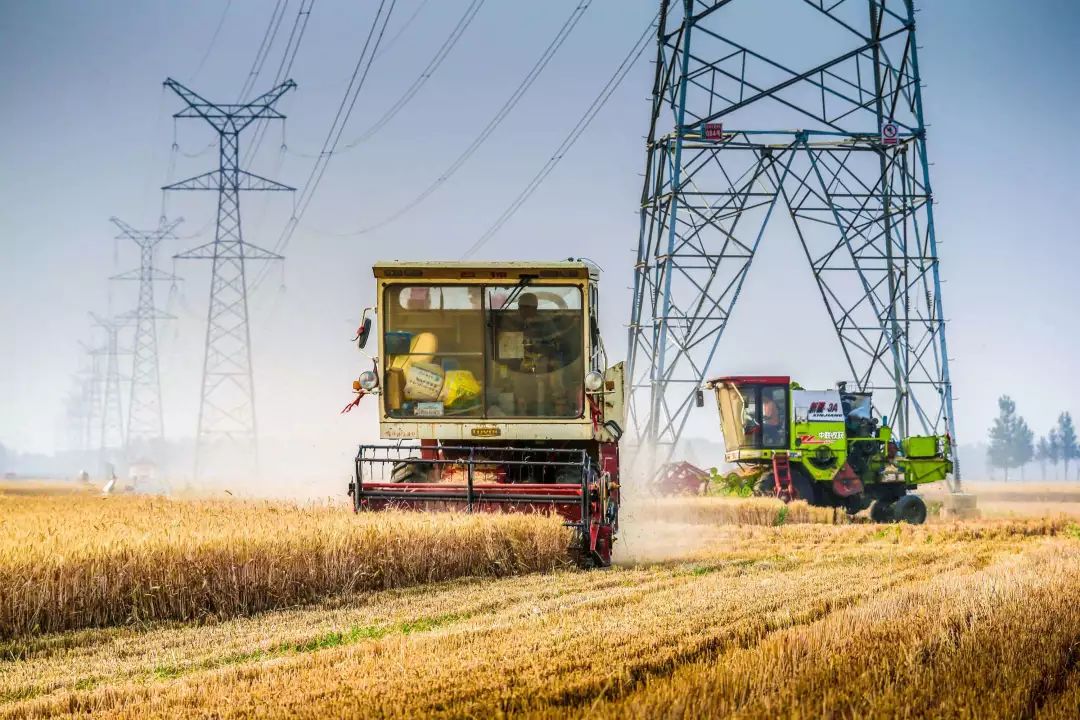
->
[90, 313, 129, 473]
[64, 375, 90, 453]
[627, 0, 958, 483]
[78, 341, 104, 453]
[110, 217, 182, 448]
[162, 78, 295, 478]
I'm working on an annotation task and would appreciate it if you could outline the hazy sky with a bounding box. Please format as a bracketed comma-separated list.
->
[2, 1, 1079, 477]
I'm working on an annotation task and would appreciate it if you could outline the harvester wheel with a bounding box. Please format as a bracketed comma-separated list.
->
[391, 461, 433, 483]
[569, 537, 609, 569]
[870, 500, 894, 523]
[844, 493, 873, 515]
[892, 495, 927, 525]
[754, 473, 775, 497]
[755, 469, 816, 504]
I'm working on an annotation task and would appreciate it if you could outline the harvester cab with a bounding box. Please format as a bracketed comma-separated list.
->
[345, 261, 625, 566]
[706, 376, 953, 523]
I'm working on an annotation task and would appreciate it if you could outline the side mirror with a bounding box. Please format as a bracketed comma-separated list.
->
[695, 388, 705, 408]
[603, 420, 623, 441]
[355, 310, 373, 349]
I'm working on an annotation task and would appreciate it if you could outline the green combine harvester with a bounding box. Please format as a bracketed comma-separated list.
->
[705, 375, 953, 524]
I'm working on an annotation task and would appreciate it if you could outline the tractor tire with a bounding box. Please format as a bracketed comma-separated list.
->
[870, 500, 894, 523]
[390, 461, 433, 483]
[844, 492, 874, 516]
[892, 494, 928, 525]
[755, 469, 817, 504]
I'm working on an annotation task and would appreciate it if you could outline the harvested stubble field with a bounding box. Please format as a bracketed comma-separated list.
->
[3, 486, 1080, 719]
[923, 481, 1080, 520]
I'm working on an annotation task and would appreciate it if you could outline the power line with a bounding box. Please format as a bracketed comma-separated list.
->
[333, 0, 486, 153]
[244, 0, 317, 167]
[284, 0, 396, 222]
[463, 14, 657, 259]
[178, 142, 216, 159]
[286, 0, 482, 159]
[313, 0, 594, 238]
[248, 0, 398, 294]
[272, 0, 315, 81]
[191, 0, 234, 81]
[237, 0, 290, 103]
[376, 0, 432, 59]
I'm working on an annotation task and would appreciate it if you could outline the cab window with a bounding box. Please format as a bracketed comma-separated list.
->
[722, 383, 789, 450]
[382, 286, 485, 418]
[485, 286, 584, 418]
[381, 284, 584, 420]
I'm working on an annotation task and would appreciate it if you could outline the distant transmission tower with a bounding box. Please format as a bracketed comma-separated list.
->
[627, 0, 958, 482]
[110, 217, 182, 448]
[64, 375, 90, 453]
[162, 78, 295, 478]
[78, 341, 105, 453]
[90, 313, 129, 472]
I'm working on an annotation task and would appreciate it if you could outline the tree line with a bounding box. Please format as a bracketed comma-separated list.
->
[987, 395, 1078, 481]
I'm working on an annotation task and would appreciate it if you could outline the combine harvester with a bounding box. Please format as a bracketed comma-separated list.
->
[705, 376, 954, 523]
[344, 261, 624, 566]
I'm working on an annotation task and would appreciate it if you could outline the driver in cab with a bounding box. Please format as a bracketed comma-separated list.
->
[743, 393, 783, 446]
[512, 292, 568, 415]
[518, 292, 560, 373]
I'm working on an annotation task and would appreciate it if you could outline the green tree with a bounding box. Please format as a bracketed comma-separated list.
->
[987, 396, 1019, 481]
[1057, 412, 1079, 481]
[1013, 418, 1034, 481]
[1048, 428, 1062, 479]
[1035, 436, 1051, 481]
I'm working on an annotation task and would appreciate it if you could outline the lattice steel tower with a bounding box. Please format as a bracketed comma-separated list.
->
[627, 0, 957, 476]
[90, 313, 129, 471]
[110, 217, 182, 447]
[163, 78, 294, 478]
[78, 340, 105, 453]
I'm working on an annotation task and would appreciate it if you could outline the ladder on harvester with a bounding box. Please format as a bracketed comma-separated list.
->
[772, 453, 796, 502]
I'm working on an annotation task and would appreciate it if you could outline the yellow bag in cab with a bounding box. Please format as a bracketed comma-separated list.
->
[439, 370, 481, 409]
[389, 332, 438, 372]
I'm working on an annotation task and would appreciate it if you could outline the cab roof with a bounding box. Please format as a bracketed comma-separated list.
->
[373, 260, 594, 281]
[706, 375, 791, 387]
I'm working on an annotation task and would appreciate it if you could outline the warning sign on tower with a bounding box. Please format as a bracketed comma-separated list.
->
[704, 123, 724, 141]
[881, 122, 899, 146]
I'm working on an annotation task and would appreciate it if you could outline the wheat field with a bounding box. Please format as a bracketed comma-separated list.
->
[3, 483, 1080, 718]
[629, 495, 846, 526]
[0, 491, 571, 639]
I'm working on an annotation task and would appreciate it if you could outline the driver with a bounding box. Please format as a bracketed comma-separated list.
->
[742, 393, 783, 446]
[762, 393, 784, 446]
[513, 292, 568, 414]
[518, 293, 561, 372]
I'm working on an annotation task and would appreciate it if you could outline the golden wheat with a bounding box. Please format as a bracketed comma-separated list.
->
[568, 540, 1080, 720]
[0, 493, 571, 639]
[3, 519, 1077, 719]
[626, 495, 844, 526]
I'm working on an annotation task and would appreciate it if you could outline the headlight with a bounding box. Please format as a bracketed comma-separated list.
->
[584, 371, 604, 392]
[358, 370, 379, 391]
